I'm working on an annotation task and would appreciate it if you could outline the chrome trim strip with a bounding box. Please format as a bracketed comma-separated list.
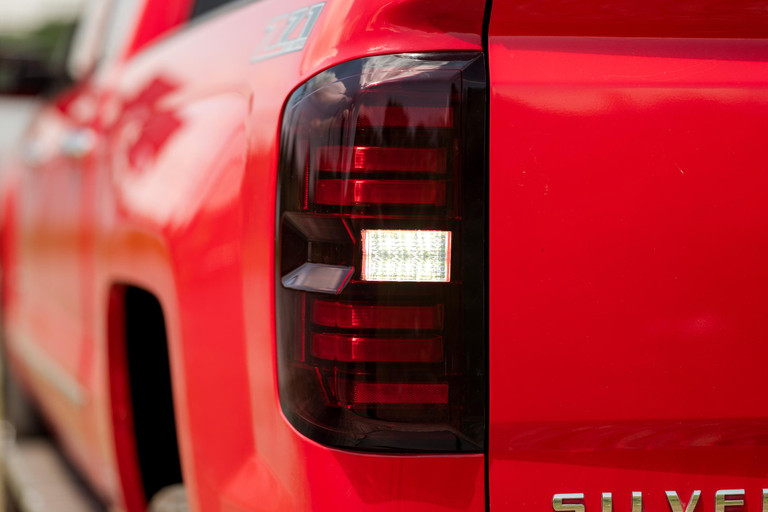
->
[11, 333, 88, 407]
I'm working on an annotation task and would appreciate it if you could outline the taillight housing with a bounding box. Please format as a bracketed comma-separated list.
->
[276, 53, 486, 451]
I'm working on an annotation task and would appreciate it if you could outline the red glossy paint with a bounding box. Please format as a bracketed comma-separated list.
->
[6, 0, 767, 509]
[127, 0, 191, 57]
[488, 21, 768, 512]
[490, 0, 768, 38]
[1, 0, 486, 510]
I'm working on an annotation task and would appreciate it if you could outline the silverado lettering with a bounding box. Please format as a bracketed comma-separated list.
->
[554, 490, 757, 512]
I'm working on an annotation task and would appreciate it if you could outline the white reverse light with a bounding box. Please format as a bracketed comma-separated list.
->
[361, 229, 451, 282]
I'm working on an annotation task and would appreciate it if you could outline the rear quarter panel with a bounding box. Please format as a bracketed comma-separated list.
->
[96, 0, 487, 510]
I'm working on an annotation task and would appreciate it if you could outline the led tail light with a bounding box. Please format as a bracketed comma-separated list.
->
[361, 229, 452, 282]
[276, 53, 486, 451]
[314, 179, 447, 206]
[312, 333, 444, 363]
[312, 301, 443, 330]
[319, 146, 447, 173]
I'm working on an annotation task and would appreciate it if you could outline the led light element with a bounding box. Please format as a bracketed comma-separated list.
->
[361, 229, 451, 282]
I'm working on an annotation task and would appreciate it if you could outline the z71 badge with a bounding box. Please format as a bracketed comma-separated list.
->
[251, 2, 325, 62]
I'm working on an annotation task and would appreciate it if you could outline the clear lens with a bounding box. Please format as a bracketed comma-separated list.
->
[361, 229, 451, 282]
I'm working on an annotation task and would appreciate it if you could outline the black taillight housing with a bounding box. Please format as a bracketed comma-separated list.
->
[276, 53, 486, 452]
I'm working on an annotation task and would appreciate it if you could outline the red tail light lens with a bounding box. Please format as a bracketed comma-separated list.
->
[276, 53, 486, 451]
[319, 146, 447, 174]
[312, 333, 444, 363]
[338, 381, 450, 406]
[356, 105, 453, 128]
[312, 301, 443, 330]
[314, 179, 447, 206]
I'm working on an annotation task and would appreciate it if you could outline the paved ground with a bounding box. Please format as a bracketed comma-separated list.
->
[0, 353, 106, 512]
[1, 431, 107, 512]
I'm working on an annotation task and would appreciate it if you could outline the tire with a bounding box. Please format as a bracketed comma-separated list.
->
[146, 484, 188, 512]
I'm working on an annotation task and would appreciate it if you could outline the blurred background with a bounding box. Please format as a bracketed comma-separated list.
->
[0, 0, 83, 165]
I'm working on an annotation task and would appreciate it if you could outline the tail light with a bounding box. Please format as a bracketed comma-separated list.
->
[276, 53, 486, 451]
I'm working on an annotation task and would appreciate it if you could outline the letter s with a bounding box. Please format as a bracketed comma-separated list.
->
[554, 494, 586, 512]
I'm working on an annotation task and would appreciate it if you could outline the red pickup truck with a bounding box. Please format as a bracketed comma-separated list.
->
[2, 0, 768, 511]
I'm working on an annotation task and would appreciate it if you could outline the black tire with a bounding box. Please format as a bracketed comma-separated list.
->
[146, 484, 188, 512]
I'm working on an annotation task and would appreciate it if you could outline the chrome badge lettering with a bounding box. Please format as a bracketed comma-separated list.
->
[554, 494, 585, 512]
[554, 490, 756, 512]
[666, 490, 701, 512]
[251, 2, 325, 63]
